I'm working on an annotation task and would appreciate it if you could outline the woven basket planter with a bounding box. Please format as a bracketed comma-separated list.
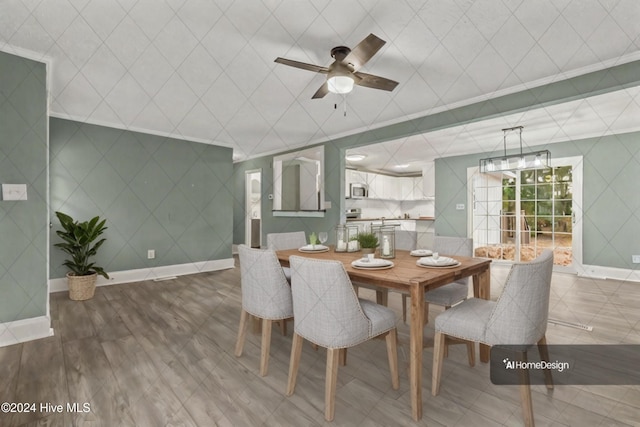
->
[67, 272, 97, 301]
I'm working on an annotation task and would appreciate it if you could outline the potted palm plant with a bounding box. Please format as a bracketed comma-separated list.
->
[54, 211, 109, 301]
[357, 232, 379, 254]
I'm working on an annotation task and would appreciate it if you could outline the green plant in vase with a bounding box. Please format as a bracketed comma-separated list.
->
[357, 232, 379, 254]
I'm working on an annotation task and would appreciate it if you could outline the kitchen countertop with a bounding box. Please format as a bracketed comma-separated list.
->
[347, 217, 435, 221]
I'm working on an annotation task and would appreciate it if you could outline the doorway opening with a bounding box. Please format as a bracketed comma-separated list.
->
[469, 156, 582, 271]
[245, 169, 262, 248]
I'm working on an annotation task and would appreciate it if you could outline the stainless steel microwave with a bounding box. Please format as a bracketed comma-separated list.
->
[349, 183, 368, 198]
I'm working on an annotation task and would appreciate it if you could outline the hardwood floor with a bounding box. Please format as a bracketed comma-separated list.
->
[1, 259, 639, 426]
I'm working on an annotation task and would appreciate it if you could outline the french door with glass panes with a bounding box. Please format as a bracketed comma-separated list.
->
[469, 156, 582, 271]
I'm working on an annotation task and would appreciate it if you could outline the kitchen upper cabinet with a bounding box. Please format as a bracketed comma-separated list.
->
[422, 161, 435, 198]
[346, 169, 429, 201]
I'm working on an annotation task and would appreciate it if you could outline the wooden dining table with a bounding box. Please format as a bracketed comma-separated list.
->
[276, 247, 492, 422]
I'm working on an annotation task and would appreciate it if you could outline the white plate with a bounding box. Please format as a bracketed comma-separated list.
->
[417, 256, 461, 268]
[298, 245, 329, 253]
[351, 258, 394, 269]
[410, 249, 433, 257]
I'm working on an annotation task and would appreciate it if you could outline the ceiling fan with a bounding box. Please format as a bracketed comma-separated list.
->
[274, 34, 399, 99]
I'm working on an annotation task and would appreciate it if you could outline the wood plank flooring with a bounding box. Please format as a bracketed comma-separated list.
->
[1, 259, 639, 426]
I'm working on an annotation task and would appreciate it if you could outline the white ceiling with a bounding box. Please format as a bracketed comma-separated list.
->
[2, 0, 639, 163]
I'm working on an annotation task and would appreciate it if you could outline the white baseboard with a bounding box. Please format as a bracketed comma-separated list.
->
[49, 258, 236, 293]
[0, 316, 53, 347]
[576, 264, 640, 283]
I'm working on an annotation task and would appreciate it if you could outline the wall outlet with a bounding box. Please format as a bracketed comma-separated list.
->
[147, 249, 155, 259]
[456, 203, 465, 210]
[632, 255, 640, 264]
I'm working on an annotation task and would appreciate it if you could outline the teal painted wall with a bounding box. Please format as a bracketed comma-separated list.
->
[434, 131, 640, 269]
[49, 118, 233, 279]
[0, 52, 48, 323]
[233, 61, 640, 253]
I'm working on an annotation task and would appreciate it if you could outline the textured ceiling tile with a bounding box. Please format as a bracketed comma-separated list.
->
[54, 72, 103, 119]
[537, 13, 593, 69]
[81, 0, 127, 40]
[418, 0, 465, 40]
[200, 16, 248, 69]
[489, 16, 537, 68]
[128, 44, 175, 97]
[586, 14, 635, 63]
[56, 16, 103, 69]
[0, 0, 30, 41]
[201, 73, 246, 125]
[272, 1, 319, 40]
[81, 44, 128, 98]
[6, 15, 56, 53]
[465, 0, 514, 41]
[104, 16, 152, 69]
[224, 0, 272, 38]
[32, 0, 79, 40]
[226, 44, 271, 98]
[151, 73, 200, 128]
[153, 18, 200, 70]
[128, 0, 176, 40]
[175, 0, 224, 40]
[466, 43, 513, 94]
[104, 74, 152, 126]
[177, 45, 223, 95]
[174, 100, 223, 142]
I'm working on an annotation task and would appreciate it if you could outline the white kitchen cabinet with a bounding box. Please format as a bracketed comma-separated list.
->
[422, 161, 435, 198]
[413, 176, 424, 200]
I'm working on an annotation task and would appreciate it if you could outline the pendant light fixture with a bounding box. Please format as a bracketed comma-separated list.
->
[479, 126, 550, 173]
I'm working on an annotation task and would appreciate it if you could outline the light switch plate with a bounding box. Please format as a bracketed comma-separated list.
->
[2, 184, 27, 201]
[456, 203, 465, 210]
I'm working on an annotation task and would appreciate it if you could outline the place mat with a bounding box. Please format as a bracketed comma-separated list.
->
[410, 249, 433, 257]
[298, 245, 329, 253]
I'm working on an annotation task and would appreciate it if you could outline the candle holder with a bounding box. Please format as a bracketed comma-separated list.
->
[379, 226, 395, 259]
[335, 225, 348, 252]
[346, 225, 359, 252]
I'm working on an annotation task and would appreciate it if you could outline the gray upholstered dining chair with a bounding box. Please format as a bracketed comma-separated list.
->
[234, 244, 293, 376]
[266, 231, 307, 283]
[285, 255, 399, 422]
[402, 236, 475, 363]
[432, 249, 554, 427]
[266, 231, 307, 251]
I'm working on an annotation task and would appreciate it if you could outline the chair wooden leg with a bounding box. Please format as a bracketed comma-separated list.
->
[260, 319, 273, 376]
[402, 294, 407, 323]
[537, 335, 553, 390]
[286, 333, 304, 396]
[234, 309, 249, 357]
[278, 318, 287, 336]
[518, 351, 534, 427]
[432, 331, 446, 396]
[325, 348, 340, 422]
[252, 315, 261, 334]
[385, 329, 399, 390]
[339, 348, 347, 366]
[466, 341, 475, 367]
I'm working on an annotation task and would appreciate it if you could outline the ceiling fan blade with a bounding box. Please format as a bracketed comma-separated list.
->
[354, 72, 399, 92]
[342, 34, 386, 71]
[311, 82, 330, 99]
[274, 57, 329, 74]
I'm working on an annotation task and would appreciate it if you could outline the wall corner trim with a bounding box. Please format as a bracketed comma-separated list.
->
[0, 316, 53, 348]
[48, 258, 236, 293]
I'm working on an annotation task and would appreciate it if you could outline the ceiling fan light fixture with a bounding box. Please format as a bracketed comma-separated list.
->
[327, 75, 355, 94]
